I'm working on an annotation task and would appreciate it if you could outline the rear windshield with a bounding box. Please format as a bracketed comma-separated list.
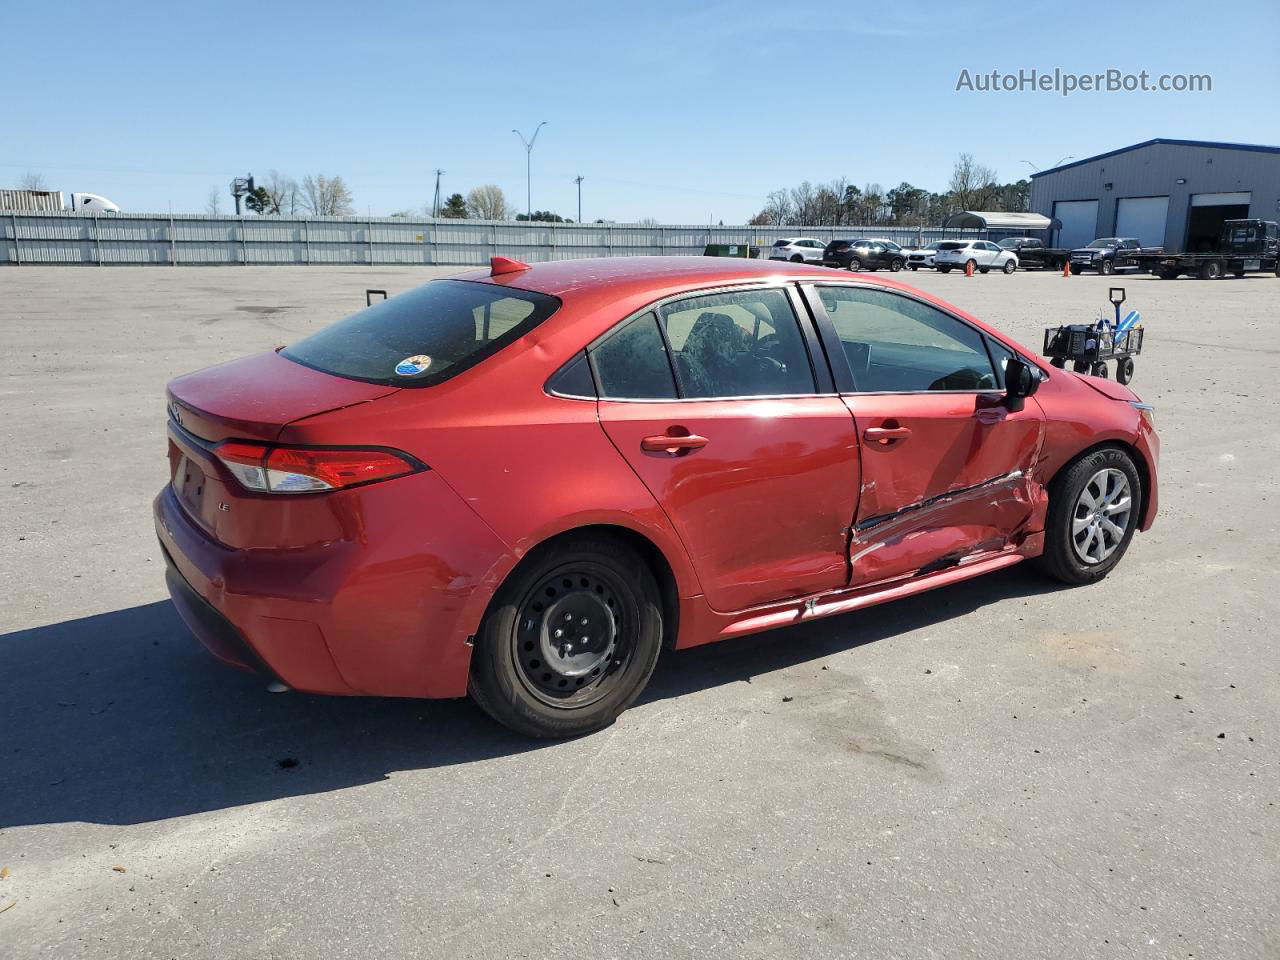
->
[282, 280, 560, 388]
[773, 239, 790, 247]
[936, 242, 967, 251]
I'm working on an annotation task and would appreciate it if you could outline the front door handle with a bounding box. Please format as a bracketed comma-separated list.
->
[641, 432, 710, 455]
[864, 426, 912, 444]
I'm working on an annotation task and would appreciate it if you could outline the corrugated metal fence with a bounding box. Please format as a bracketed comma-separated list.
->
[0, 212, 983, 266]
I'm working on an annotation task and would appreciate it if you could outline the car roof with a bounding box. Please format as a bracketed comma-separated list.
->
[453, 255, 835, 298]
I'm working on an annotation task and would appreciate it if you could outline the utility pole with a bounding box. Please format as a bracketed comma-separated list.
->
[431, 169, 444, 218]
[512, 122, 547, 220]
[574, 175, 583, 224]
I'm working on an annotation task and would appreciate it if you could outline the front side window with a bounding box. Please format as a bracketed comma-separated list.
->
[817, 286, 997, 393]
[282, 279, 559, 388]
[660, 288, 816, 398]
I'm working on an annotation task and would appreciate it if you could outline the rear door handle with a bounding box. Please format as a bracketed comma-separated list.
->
[864, 426, 912, 444]
[641, 432, 709, 454]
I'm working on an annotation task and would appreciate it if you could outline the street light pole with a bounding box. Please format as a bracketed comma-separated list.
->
[512, 122, 547, 220]
[574, 175, 583, 223]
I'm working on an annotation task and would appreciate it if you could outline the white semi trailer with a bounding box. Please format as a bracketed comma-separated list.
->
[0, 189, 121, 213]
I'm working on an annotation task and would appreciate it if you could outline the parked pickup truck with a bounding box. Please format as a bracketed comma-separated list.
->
[997, 237, 1068, 271]
[1068, 237, 1161, 275]
[1131, 219, 1280, 280]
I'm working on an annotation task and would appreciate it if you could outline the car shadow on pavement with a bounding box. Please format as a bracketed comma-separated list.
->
[0, 566, 1065, 828]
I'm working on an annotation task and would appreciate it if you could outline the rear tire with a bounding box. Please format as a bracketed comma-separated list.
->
[847, 257, 862, 272]
[468, 534, 664, 738]
[1199, 260, 1222, 280]
[938, 265, 952, 274]
[790, 254, 804, 263]
[1038, 447, 1142, 585]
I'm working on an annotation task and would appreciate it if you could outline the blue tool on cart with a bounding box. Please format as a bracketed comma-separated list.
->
[1041, 287, 1145, 385]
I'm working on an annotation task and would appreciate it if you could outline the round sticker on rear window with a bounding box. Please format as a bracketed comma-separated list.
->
[394, 355, 433, 377]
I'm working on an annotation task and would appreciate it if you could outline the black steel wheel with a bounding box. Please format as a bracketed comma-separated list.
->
[468, 534, 663, 738]
[1050, 357, 1066, 368]
[1090, 361, 1109, 378]
[1072, 361, 1090, 373]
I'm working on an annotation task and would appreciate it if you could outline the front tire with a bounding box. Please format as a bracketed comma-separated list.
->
[1100, 259, 1115, 276]
[889, 258, 905, 272]
[468, 534, 664, 738]
[1003, 259, 1016, 274]
[1038, 447, 1142, 585]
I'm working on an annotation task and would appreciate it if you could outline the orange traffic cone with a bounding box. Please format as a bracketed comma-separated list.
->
[965, 259, 974, 278]
[1062, 259, 1071, 278]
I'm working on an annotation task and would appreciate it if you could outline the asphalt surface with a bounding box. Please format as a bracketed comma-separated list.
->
[1, 262, 1276, 959]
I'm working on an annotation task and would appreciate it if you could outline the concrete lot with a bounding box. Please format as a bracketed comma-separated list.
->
[1, 262, 1277, 959]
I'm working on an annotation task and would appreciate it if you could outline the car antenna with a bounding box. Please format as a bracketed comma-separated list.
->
[490, 256, 531, 276]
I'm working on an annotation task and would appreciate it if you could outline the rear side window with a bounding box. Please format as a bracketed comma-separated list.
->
[592, 312, 677, 399]
[661, 288, 816, 398]
[282, 280, 559, 388]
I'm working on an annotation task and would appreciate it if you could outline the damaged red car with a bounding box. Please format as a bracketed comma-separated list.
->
[156, 256, 1159, 737]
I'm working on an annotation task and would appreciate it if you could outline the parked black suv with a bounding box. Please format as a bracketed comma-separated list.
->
[822, 238, 907, 272]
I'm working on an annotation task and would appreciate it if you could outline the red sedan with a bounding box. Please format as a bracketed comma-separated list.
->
[156, 256, 1159, 737]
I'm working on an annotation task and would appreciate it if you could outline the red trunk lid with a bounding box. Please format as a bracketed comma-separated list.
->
[167, 350, 398, 443]
[164, 351, 399, 546]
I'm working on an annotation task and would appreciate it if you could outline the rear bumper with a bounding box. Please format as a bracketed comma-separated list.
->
[154, 470, 515, 698]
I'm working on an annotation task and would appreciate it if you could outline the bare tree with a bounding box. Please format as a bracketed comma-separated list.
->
[762, 189, 793, 226]
[465, 184, 511, 221]
[262, 170, 301, 215]
[301, 174, 354, 216]
[20, 172, 48, 191]
[789, 181, 819, 225]
[206, 187, 223, 216]
[949, 153, 999, 211]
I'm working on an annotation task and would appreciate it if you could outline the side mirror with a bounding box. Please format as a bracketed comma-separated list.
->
[1004, 357, 1040, 412]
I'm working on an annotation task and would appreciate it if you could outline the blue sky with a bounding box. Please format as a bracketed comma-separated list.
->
[3, 1, 1276, 222]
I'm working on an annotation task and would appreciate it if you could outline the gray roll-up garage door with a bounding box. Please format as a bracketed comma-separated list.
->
[1115, 196, 1170, 248]
[1054, 200, 1099, 249]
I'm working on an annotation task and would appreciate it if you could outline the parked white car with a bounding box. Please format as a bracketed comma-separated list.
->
[767, 237, 826, 263]
[903, 243, 940, 270]
[933, 240, 1018, 274]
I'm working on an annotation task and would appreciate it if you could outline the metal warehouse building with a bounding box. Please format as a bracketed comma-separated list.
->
[1029, 139, 1280, 253]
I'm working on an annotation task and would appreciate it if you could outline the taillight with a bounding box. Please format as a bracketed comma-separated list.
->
[214, 441, 422, 494]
